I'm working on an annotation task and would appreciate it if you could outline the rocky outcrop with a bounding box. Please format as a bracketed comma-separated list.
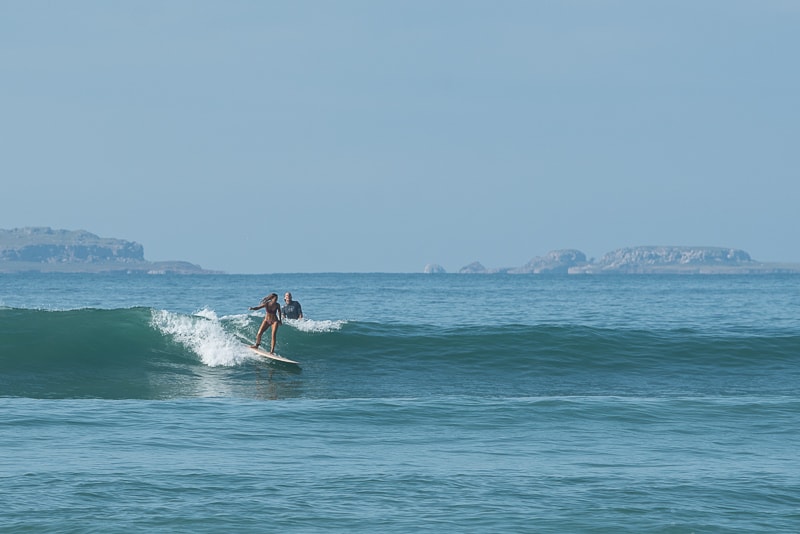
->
[458, 261, 490, 274]
[509, 249, 587, 274]
[0, 227, 219, 274]
[457, 246, 800, 275]
[423, 263, 446, 274]
[0, 228, 145, 263]
[573, 246, 754, 274]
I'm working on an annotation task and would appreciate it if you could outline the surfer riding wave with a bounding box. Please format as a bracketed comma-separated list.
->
[249, 293, 282, 353]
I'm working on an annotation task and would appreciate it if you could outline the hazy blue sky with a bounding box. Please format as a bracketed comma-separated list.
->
[2, 1, 798, 273]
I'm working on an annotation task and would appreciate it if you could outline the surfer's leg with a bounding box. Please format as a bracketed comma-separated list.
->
[252, 320, 268, 348]
[269, 322, 279, 353]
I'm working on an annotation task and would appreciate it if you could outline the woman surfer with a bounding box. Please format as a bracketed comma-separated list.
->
[249, 293, 282, 353]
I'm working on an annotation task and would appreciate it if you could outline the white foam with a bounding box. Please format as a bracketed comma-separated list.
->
[220, 312, 253, 329]
[284, 318, 346, 333]
[150, 308, 252, 367]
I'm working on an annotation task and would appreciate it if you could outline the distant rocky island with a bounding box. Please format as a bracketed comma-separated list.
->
[426, 247, 800, 275]
[3, 228, 797, 275]
[0, 227, 220, 274]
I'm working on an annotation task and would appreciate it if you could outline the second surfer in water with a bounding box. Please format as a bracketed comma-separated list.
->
[249, 293, 282, 353]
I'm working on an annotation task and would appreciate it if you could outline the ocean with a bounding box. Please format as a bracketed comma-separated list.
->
[1, 272, 799, 532]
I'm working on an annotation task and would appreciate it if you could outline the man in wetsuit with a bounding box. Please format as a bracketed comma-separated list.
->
[282, 292, 303, 320]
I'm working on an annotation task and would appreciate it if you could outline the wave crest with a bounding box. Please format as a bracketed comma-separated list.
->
[150, 309, 251, 367]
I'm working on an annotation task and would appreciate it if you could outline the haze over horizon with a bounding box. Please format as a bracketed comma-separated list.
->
[2, 1, 798, 273]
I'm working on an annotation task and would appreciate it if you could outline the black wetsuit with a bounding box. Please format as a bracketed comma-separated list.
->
[282, 300, 303, 319]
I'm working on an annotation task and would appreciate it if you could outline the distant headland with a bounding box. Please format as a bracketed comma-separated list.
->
[0, 227, 221, 274]
[426, 247, 800, 275]
[3, 228, 797, 275]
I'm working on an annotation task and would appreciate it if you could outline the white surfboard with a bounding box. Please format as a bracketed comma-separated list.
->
[245, 344, 300, 365]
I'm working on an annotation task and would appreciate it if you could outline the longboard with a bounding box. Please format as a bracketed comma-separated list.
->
[245, 344, 300, 365]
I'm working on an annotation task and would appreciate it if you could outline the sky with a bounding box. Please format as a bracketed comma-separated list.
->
[2, 1, 798, 273]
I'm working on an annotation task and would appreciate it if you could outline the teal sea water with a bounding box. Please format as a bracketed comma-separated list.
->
[1, 273, 799, 532]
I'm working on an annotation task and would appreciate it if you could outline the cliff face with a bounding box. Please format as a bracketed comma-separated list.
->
[592, 246, 752, 272]
[0, 243, 144, 262]
[455, 246, 798, 275]
[0, 227, 217, 274]
[510, 249, 587, 274]
[0, 228, 144, 263]
[567, 246, 756, 274]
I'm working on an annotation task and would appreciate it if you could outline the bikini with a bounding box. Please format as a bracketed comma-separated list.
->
[263, 301, 280, 325]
